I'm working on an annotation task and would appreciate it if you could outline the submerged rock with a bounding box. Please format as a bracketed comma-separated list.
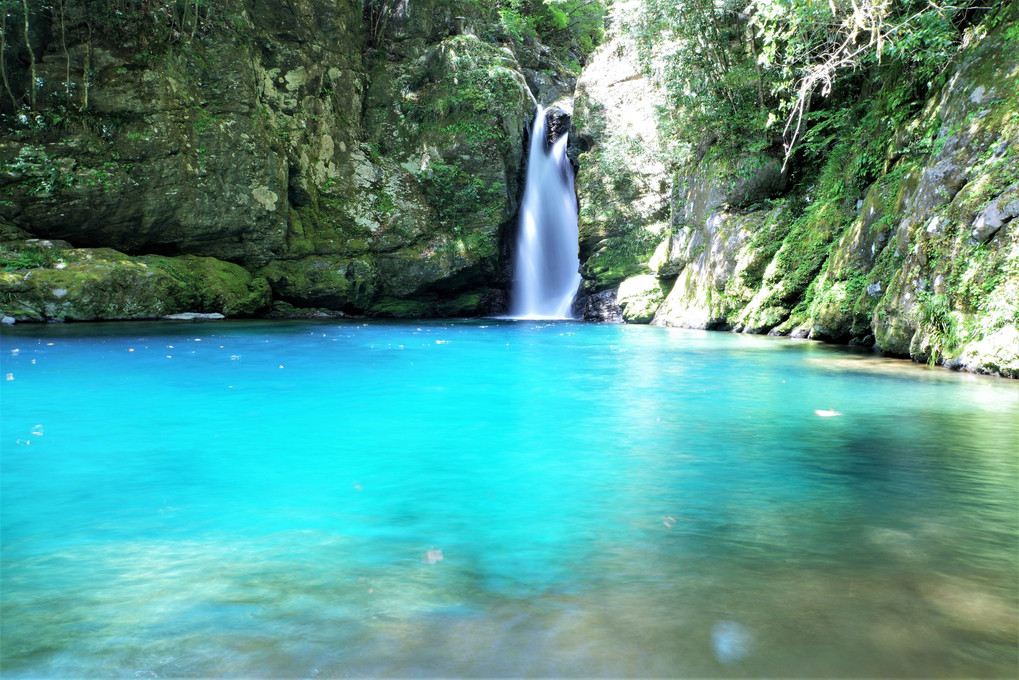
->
[711, 621, 752, 665]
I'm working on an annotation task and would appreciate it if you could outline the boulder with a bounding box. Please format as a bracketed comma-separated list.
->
[582, 288, 623, 323]
[0, 245, 271, 322]
[616, 275, 668, 323]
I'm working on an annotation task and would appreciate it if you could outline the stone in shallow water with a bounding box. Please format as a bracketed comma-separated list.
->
[161, 313, 226, 321]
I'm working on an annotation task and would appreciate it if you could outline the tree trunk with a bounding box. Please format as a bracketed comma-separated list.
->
[21, 0, 35, 110]
[1, 10, 19, 111]
[58, 0, 70, 106]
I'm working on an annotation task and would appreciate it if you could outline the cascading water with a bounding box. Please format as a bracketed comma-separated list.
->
[509, 107, 582, 319]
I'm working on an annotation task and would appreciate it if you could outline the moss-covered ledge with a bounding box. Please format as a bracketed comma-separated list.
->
[0, 235, 270, 322]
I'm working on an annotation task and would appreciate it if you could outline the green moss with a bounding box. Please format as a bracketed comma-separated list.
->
[0, 251, 194, 321]
[367, 297, 432, 318]
[257, 256, 377, 312]
[0, 243, 59, 271]
[417, 160, 505, 229]
[435, 292, 484, 316]
[374, 191, 396, 215]
[582, 238, 655, 291]
[164, 255, 271, 316]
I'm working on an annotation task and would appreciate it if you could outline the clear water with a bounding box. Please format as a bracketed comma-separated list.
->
[1, 320, 1017, 678]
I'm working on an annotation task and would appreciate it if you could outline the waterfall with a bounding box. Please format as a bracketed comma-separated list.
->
[509, 107, 582, 319]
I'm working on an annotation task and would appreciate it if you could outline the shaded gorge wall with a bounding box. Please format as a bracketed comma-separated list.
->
[0, 0, 581, 321]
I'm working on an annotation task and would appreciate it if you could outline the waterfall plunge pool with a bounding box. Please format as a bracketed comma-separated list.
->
[2, 320, 1017, 677]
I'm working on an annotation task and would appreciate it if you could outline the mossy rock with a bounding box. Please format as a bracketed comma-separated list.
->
[617, 274, 667, 324]
[682, 149, 786, 228]
[581, 238, 656, 292]
[367, 297, 433, 318]
[375, 237, 496, 298]
[952, 324, 1019, 378]
[0, 249, 192, 321]
[145, 255, 272, 316]
[434, 291, 486, 316]
[258, 255, 377, 312]
[0, 245, 273, 321]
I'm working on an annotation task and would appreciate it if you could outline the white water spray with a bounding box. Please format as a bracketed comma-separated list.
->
[509, 107, 582, 319]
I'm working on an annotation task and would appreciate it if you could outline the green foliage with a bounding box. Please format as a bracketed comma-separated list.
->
[426, 66, 517, 119]
[635, 0, 772, 157]
[5, 146, 74, 194]
[191, 104, 225, 134]
[915, 290, 961, 364]
[632, 0, 966, 166]
[362, 0, 398, 48]
[360, 0, 604, 65]
[0, 243, 57, 271]
[1, 0, 244, 120]
[417, 159, 505, 228]
[374, 190, 395, 215]
[489, 0, 605, 65]
[448, 224, 498, 258]
[581, 233, 658, 290]
[68, 0, 219, 46]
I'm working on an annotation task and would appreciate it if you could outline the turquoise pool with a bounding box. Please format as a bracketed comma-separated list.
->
[2, 320, 1017, 677]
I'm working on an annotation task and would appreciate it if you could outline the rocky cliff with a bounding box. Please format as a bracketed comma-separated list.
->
[582, 1, 1019, 377]
[2, 0, 1015, 379]
[0, 0, 575, 321]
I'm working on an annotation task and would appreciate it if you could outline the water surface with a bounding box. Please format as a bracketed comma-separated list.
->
[2, 320, 1017, 677]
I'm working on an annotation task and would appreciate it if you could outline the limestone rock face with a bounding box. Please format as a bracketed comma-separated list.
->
[681, 151, 787, 229]
[950, 325, 1019, 378]
[653, 209, 781, 331]
[588, 4, 1019, 376]
[571, 0, 670, 292]
[356, 32, 536, 312]
[617, 274, 667, 323]
[0, 0, 367, 270]
[864, 24, 1019, 373]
